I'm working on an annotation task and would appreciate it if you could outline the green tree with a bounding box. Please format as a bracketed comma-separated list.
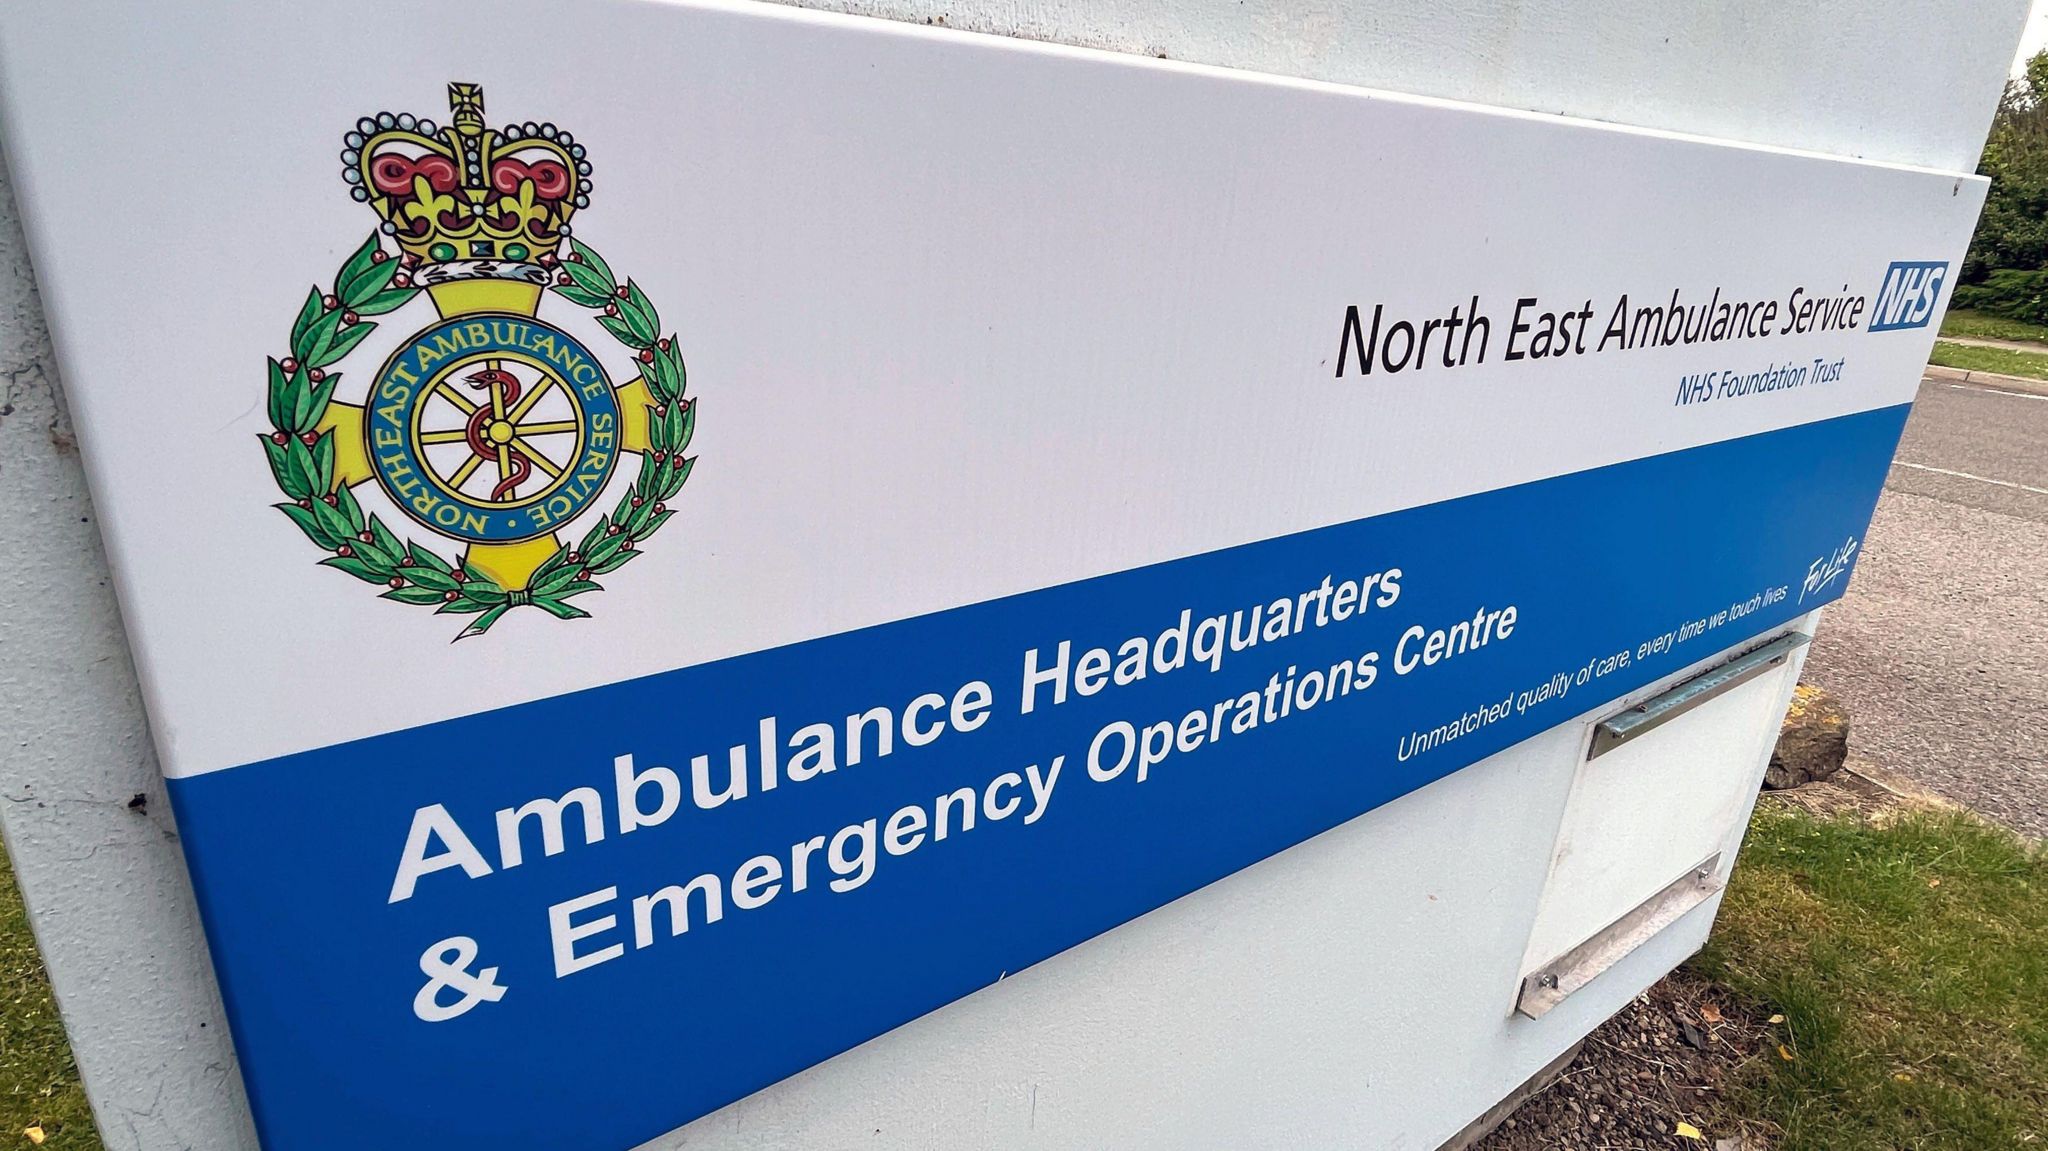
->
[1966, 50, 2048, 280]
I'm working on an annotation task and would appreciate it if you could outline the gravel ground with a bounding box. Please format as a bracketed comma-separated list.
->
[1801, 378, 2048, 837]
[1474, 967, 1770, 1151]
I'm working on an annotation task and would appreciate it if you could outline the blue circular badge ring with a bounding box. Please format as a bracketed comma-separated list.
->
[364, 314, 621, 545]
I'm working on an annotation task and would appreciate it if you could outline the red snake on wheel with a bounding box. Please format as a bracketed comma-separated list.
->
[462, 367, 531, 501]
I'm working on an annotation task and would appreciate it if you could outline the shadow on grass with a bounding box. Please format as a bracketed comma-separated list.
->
[1939, 307, 2048, 345]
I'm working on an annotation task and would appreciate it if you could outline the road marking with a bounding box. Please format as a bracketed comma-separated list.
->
[1947, 382, 2048, 402]
[1893, 460, 2048, 497]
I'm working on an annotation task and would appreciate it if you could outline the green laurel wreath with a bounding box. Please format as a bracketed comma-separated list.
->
[261, 233, 696, 640]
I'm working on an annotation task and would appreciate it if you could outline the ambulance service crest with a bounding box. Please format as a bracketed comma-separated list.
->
[260, 83, 694, 638]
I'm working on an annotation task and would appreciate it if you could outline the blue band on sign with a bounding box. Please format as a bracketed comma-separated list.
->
[365, 314, 620, 544]
[170, 405, 1908, 1151]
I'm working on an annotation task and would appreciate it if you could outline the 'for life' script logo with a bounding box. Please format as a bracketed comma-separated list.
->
[1799, 536, 1860, 605]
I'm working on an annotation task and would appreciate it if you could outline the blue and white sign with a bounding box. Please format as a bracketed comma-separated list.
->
[0, 0, 1980, 1146]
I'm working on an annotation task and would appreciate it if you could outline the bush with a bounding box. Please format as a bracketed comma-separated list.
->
[1965, 51, 2048, 283]
[1951, 268, 2048, 325]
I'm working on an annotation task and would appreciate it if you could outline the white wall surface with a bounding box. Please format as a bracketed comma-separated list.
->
[0, 1, 2023, 1147]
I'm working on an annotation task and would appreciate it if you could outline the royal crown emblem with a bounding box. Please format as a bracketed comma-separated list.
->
[258, 83, 695, 638]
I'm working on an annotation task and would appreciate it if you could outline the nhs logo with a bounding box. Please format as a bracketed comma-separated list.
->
[1868, 260, 1948, 331]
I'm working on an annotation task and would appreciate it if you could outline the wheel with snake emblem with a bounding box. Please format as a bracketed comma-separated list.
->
[368, 312, 622, 547]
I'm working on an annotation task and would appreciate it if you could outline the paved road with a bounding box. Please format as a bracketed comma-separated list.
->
[1803, 376, 2048, 836]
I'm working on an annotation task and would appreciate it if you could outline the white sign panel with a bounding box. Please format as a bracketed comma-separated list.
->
[0, 0, 1977, 1146]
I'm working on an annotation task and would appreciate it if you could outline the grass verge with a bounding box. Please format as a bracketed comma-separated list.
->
[1937, 307, 2048, 344]
[1927, 339, 2048, 380]
[0, 844, 98, 1149]
[1693, 805, 2048, 1150]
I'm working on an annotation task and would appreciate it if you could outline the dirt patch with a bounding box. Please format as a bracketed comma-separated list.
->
[1474, 966, 1776, 1150]
[1762, 759, 1959, 823]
